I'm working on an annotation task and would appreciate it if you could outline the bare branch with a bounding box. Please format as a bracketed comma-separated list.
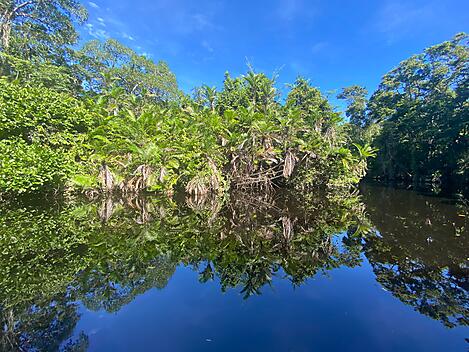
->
[12, 1, 35, 15]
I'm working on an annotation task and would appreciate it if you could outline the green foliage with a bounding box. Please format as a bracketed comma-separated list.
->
[216, 71, 279, 114]
[76, 39, 180, 104]
[337, 85, 369, 127]
[367, 33, 469, 188]
[0, 66, 370, 197]
[0, 79, 95, 194]
[54, 70, 367, 197]
[0, 78, 94, 142]
[0, 139, 72, 193]
[0, 52, 80, 94]
[0, 0, 88, 63]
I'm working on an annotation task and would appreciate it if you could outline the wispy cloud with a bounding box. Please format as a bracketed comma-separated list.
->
[289, 61, 309, 75]
[192, 14, 215, 30]
[172, 12, 220, 35]
[122, 32, 135, 41]
[274, 0, 316, 22]
[85, 23, 109, 40]
[372, 1, 438, 44]
[311, 41, 328, 54]
[88, 1, 99, 9]
[201, 40, 214, 53]
[96, 17, 106, 26]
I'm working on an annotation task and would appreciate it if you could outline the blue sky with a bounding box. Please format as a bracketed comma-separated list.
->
[81, 0, 468, 105]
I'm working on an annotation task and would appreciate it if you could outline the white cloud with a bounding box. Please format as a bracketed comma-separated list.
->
[373, 1, 437, 43]
[192, 14, 213, 30]
[201, 40, 214, 53]
[289, 61, 308, 75]
[88, 1, 99, 9]
[85, 23, 109, 40]
[97, 17, 106, 26]
[172, 12, 219, 35]
[274, 0, 316, 22]
[311, 41, 327, 54]
[122, 32, 135, 41]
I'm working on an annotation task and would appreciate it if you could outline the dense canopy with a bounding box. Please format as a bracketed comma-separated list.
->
[0, 0, 467, 198]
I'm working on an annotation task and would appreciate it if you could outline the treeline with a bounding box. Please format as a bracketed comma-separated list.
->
[339, 33, 469, 193]
[0, 1, 467, 197]
[0, 1, 373, 198]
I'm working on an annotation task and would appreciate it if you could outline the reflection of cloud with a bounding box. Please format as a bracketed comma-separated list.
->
[88, 1, 99, 9]
[85, 23, 110, 40]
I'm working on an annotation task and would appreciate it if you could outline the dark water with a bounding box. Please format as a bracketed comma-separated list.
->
[0, 184, 467, 351]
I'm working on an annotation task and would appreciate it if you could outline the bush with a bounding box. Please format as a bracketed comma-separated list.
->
[0, 78, 94, 143]
[0, 139, 72, 194]
[0, 79, 94, 195]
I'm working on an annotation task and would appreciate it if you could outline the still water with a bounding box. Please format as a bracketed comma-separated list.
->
[0, 184, 467, 351]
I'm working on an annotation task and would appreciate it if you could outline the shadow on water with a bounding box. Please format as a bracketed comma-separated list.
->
[0, 185, 467, 350]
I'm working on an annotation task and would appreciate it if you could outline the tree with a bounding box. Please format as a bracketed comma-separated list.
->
[0, 0, 87, 62]
[337, 85, 368, 127]
[76, 39, 180, 104]
[0, 52, 80, 93]
[368, 33, 469, 189]
[286, 77, 338, 133]
[193, 85, 218, 112]
[217, 71, 279, 114]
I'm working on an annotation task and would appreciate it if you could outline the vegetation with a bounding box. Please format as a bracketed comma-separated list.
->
[340, 33, 469, 193]
[1, 0, 467, 197]
[0, 0, 87, 63]
[361, 184, 468, 328]
[0, 58, 369, 199]
[0, 0, 379, 199]
[0, 184, 466, 350]
[0, 188, 368, 350]
[0, 2, 467, 347]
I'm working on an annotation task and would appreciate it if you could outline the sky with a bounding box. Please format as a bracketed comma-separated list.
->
[80, 0, 468, 106]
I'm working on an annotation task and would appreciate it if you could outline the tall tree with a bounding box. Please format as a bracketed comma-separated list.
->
[76, 39, 180, 104]
[0, 0, 87, 62]
[368, 33, 469, 187]
[337, 85, 369, 127]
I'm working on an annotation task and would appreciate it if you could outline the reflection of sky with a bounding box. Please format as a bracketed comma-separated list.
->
[80, 0, 469, 107]
[70, 263, 467, 351]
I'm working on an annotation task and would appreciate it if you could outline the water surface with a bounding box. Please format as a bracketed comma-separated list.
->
[0, 185, 467, 351]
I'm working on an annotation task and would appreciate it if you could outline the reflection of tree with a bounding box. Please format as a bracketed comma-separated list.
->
[0, 201, 178, 351]
[169, 190, 368, 297]
[0, 188, 366, 349]
[362, 184, 469, 328]
[75, 256, 176, 313]
[0, 294, 87, 352]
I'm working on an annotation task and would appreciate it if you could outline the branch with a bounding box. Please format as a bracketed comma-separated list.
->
[1, 1, 35, 23]
[12, 1, 35, 15]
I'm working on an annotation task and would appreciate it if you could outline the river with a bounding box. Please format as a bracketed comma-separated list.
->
[0, 184, 467, 351]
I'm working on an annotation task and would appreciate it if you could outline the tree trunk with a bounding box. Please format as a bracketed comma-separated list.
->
[0, 20, 12, 49]
[1, 1, 37, 50]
